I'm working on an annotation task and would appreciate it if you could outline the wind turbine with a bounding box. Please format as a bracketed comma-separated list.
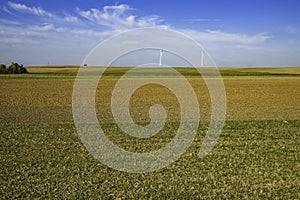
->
[159, 49, 163, 67]
[201, 51, 204, 67]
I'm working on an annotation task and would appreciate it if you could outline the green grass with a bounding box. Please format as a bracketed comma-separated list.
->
[1, 121, 299, 199]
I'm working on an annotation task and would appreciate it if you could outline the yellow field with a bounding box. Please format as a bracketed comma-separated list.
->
[25, 66, 300, 75]
[221, 67, 300, 74]
[0, 76, 299, 124]
[26, 66, 80, 73]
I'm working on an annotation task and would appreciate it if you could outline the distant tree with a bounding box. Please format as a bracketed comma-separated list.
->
[7, 62, 28, 74]
[0, 62, 28, 74]
[0, 64, 7, 74]
[19, 64, 28, 73]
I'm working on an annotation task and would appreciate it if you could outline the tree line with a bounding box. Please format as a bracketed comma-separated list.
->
[0, 62, 28, 74]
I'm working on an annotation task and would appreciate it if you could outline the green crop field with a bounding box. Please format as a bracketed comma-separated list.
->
[1, 67, 300, 199]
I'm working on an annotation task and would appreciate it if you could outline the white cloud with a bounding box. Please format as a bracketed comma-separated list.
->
[3, 6, 12, 14]
[30, 23, 65, 32]
[173, 29, 275, 67]
[181, 29, 272, 44]
[78, 4, 168, 29]
[6, 2, 167, 30]
[104, 4, 133, 14]
[0, 18, 22, 25]
[7, 1, 54, 17]
[0, 24, 62, 47]
[137, 16, 166, 27]
[7, 1, 82, 25]
[64, 15, 80, 23]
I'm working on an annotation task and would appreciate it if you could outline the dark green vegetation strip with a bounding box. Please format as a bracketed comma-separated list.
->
[1, 121, 299, 199]
[1, 66, 300, 79]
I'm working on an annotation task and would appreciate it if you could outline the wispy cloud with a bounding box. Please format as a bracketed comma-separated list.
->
[7, 1, 82, 25]
[0, 18, 22, 25]
[78, 4, 168, 29]
[7, 1, 54, 17]
[182, 29, 272, 44]
[64, 15, 80, 23]
[30, 23, 64, 32]
[3, 5, 12, 14]
[6, 1, 167, 29]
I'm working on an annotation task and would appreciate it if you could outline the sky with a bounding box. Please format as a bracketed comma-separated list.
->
[0, 0, 300, 67]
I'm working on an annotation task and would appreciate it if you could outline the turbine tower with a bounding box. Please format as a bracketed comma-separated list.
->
[159, 49, 163, 67]
[201, 51, 204, 67]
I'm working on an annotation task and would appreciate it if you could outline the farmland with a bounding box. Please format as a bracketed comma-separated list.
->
[1, 67, 300, 198]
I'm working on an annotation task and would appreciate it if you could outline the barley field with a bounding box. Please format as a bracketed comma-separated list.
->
[1, 67, 299, 198]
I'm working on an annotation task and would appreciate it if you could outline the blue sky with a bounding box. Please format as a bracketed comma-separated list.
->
[0, 0, 299, 67]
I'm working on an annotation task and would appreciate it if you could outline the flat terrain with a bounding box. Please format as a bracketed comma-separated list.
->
[222, 67, 300, 75]
[1, 67, 299, 198]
